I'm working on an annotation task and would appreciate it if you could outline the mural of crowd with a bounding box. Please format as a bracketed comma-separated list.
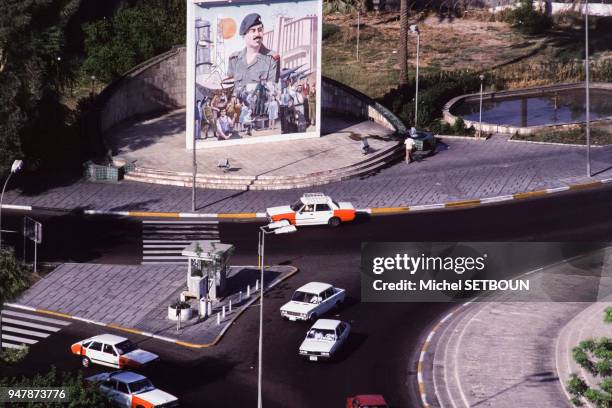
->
[196, 74, 316, 140]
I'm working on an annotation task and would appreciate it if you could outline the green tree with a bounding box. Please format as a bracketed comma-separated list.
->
[0, 248, 32, 361]
[82, 4, 183, 82]
[0, 0, 85, 174]
[0, 367, 109, 407]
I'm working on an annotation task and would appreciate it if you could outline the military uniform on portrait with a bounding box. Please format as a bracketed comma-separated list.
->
[227, 46, 279, 95]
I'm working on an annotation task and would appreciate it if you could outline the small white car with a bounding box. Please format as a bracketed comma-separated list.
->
[87, 371, 179, 408]
[266, 193, 356, 227]
[280, 282, 346, 321]
[71, 334, 159, 369]
[299, 319, 351, 361]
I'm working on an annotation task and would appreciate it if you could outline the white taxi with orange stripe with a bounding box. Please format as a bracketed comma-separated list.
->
[71, 334, 159, 369]
[87, 371, 178, 408]
[266, 193, 356, 227]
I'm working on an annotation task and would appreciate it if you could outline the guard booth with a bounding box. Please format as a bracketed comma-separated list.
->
[182, 241, 234, 301]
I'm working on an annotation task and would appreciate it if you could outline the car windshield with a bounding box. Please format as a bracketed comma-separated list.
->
[306, 329, 336, 341]
[292, 291, 319, 303]
[290, 200, 303, 211]
[115, 340, 137, 355]
[128, 379, 155, 394]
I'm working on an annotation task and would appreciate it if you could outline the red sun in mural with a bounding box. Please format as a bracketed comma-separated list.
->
[219, 18, 237, 40]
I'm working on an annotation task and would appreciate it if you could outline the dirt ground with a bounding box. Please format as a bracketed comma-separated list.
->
[322, 11, 611, 98]
[325, 12, 536, 70]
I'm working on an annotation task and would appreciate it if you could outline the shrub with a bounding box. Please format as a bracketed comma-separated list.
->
[568, 374, 588, 396]
[0, 367, 107, 407]
[323, 0, 360, 14]
[606, 307, 612, 324]
[0, 345, 29, 364]
[323, 23, 341, 40]
[501, 0, 552, 35]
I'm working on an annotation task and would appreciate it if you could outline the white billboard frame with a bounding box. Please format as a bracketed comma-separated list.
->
[186, 0, 322, 149]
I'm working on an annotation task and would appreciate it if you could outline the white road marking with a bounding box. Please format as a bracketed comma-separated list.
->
[2, 310, 71, 326]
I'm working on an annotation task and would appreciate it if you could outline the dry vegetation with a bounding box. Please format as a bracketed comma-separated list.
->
[322, 11, 612, 98]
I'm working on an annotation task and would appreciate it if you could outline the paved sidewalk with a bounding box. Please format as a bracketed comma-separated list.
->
[4, 134, 612, 214]
[109, 110, 396, 176]
[423, 248, 612, 408]
[15, 263, 297, 346]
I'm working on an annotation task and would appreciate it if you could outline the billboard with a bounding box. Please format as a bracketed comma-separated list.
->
[186, 0, 322, 148]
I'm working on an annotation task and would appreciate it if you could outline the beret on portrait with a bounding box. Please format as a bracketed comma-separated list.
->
[240, 13, 262, 36]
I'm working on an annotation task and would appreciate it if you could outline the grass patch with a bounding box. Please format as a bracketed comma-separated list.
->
[512, 126, 612, 145]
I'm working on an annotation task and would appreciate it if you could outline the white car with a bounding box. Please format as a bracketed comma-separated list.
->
[71, 334, 159, 369]
[280, 282, 346, 321]
[299, 319, 351, 361]
[87, 371, 179, 408]
[266, 193, 356, 227]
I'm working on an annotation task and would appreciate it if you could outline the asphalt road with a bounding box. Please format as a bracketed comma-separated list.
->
[2, 184, 612, 407]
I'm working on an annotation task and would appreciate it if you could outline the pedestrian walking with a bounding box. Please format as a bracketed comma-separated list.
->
[405, 136, 415, 163]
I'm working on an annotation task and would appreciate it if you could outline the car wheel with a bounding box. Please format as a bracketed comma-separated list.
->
[81, 357, 91, 368]
[328, 217, 341, 227]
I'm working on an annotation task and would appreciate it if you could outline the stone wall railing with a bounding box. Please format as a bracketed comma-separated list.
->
[95, 46, 186, 135]
[322, 76, 407, 137]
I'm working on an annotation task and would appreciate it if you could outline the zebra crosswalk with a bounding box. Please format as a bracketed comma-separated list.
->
[1, 307, 71, 350]
[141, 220, 220, 264]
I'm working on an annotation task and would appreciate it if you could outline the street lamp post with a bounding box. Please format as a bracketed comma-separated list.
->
[585, 0, 591, 177]
[257, 220, 297, 408]
[409, 25, 420, 127]
[479, 74, 485, 139]
[0, 160, 24, 249]
[90, 75, 96, 96]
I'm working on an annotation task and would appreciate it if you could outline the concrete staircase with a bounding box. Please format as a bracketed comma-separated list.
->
[124, 141, 403, 190]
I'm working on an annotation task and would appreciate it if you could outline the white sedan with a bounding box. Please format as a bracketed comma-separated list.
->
[299, 319, 351, 361]
[71, 334, 159, 369]
[87, 371, 178, 408]
[280, 282, 346, 321]
[266, 193, 356, 227]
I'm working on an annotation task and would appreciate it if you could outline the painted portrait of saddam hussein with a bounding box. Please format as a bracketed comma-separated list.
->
[193, 0, 320, 141]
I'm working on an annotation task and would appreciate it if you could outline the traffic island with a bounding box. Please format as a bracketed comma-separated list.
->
[11, 263, 298, 348]
[418, 248, 612, 408]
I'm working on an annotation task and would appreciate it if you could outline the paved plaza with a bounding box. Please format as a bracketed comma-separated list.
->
[4, 133, 612, 214]
[16, 263, 297, 345]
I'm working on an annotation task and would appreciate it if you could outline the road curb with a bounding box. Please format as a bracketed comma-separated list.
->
[416, 301, 474, 408]
[4, 266, 299, 349]
[3, 178, 612, 220]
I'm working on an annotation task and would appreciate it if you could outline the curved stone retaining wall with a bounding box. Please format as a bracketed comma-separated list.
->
[321, 76, 407, 136]
[443, 82, 612, 135]
[96, 47, 186, 134]
[91, 47, 407, 139]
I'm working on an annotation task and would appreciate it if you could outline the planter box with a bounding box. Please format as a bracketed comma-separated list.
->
[83, 161, 124, 182]
[167, 305, 194, 321]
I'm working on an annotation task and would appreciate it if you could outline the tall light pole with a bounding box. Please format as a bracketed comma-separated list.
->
[0, 160, 24, 249]
[409, 24, 420, 128]
[479, 74, 485, 139]
[257, 220, 297, 408]
[585, 0, 591, 177]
